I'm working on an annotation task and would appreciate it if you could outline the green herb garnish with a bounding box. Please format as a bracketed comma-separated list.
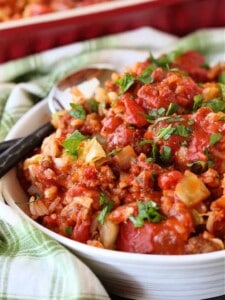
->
[116, 72, 135, 93]
[129, 201, 164, 227]
[97, 192, 114, 224]
[64, 226, 73, 235]
[137, 66, 154, 84]
[69, 103, 86, 119]
[203, 98, 225, 113]
[218, 71, 225, 84]
[87, 99, 99, 112]
[140, 140, 158, 162]
[146, 108, 166, 123]
[209, 133, 222, 146]
[139, 139, 154, 146]
[218, 83, 225, 100]
[204, 148, 214, 168]
[157, 123, 191, 141]
[193, 94, 204, 111]
[62, 130, 85, 157]
[175, 124, 191, 138]
[107, 148, 122, 157]
[157, 124, 175, 140]
[160, 145, 172, 162]
[166, 103, 179, 115]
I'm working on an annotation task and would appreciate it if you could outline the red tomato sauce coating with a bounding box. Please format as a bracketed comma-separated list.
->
[19, 50, 225, 255]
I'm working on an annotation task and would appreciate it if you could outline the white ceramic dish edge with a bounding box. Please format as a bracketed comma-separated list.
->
[1, 48, 225, 300]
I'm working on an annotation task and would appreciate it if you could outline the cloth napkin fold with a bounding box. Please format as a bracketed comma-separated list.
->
[0, 26, 224, 300]
[0, 191, 109, 300]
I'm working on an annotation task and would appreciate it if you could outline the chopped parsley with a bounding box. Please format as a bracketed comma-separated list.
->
[157, 124, 175, 140]
[129, 201, 164, 228]
[160, 145, 172, 162]
[116, 67, 154, 94]
[139, 140, 158, 163]
[156, 123, 192, 141]
[146, 108, 166, 123]
[139, 139, 154, 146]
[97, 192, 114, 224]
[218, 71, 225, 84]
[99, 192, 107, 206]
[166, 103, 180, 115]
[107, 148, 122, 157]
[137, 66, 154, 84]
[149, 50, 181, 70]
[219, 83, 225, 100]
[64, 226, 73, 235]
[203, 148, 214, 168]
[209, 133, 222, 146]
[193, 94, 204, 111]
[87, 99, 99, 113]
[69, 103, 86, 119]
[151, 143, 158, 162]
[203, 98, 225, 113]
[62, 130, 85, 157]
[175, 124, 191, 138]
[116, 72, 135, 93]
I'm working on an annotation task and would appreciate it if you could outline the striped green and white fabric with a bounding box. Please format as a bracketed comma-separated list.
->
[0, 27, 224, 299]
[0, 196, 109, 300]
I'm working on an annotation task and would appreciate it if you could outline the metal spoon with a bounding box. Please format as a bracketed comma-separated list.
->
[0, 66, 114, 178]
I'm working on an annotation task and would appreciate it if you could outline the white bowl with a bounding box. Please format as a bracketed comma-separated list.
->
[1, 98, 225, 300]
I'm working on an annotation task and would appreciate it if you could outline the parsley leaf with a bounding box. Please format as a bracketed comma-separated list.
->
[62, 130, 85, 157]
[129, 201, 164, 228]
[175, 124, 191, 138]
[116, 73, 135, 93]
[160, 145, 171, 162]
[149, 50, 182, 70]
[97, 192, 114, 224]
[99, 192, 107, 206]
[218, 71, 225, 84]
[203, 98, 225, 113]
[209, 133, 222, 146]
[157, 124, 175, 140]
[139, 139, 154, 146]
[193, 94, 204, 111]
[146, 108, 166, 123]
[64, 226, 73, 235]
[69, 103, 86, 119]
[137, 66, 154, 84]
[87, 99, 99, 113]
[166, 103, 179, 115]
[156, 123, 191, 141]
[218, 83, 225, 101]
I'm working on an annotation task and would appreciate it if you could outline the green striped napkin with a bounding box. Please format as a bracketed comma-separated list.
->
[0, 195, 109, 300]
[0, 26, 224, 300]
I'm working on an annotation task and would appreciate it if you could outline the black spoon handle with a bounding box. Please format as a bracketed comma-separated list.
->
[0, 138, 20, 153]
[0, 121, 54, 178]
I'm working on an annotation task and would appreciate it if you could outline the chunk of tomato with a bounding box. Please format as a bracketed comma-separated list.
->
[117, 219, 187, 254]
[122, 93, 148, 127]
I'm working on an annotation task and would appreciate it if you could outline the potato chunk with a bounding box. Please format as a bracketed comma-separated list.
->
[175, 170, 210, 207]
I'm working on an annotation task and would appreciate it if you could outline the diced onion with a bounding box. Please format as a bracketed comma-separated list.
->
[175, 170, 210, 207]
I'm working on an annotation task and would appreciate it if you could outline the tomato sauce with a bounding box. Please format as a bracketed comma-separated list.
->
[19, 50, 225, 255]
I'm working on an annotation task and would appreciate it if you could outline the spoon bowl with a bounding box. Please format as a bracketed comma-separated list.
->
[48, 67, 115, 113]
[0, 66, 115, 177]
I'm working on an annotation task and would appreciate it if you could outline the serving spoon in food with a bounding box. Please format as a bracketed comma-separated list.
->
[0, 66, 115, 178]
